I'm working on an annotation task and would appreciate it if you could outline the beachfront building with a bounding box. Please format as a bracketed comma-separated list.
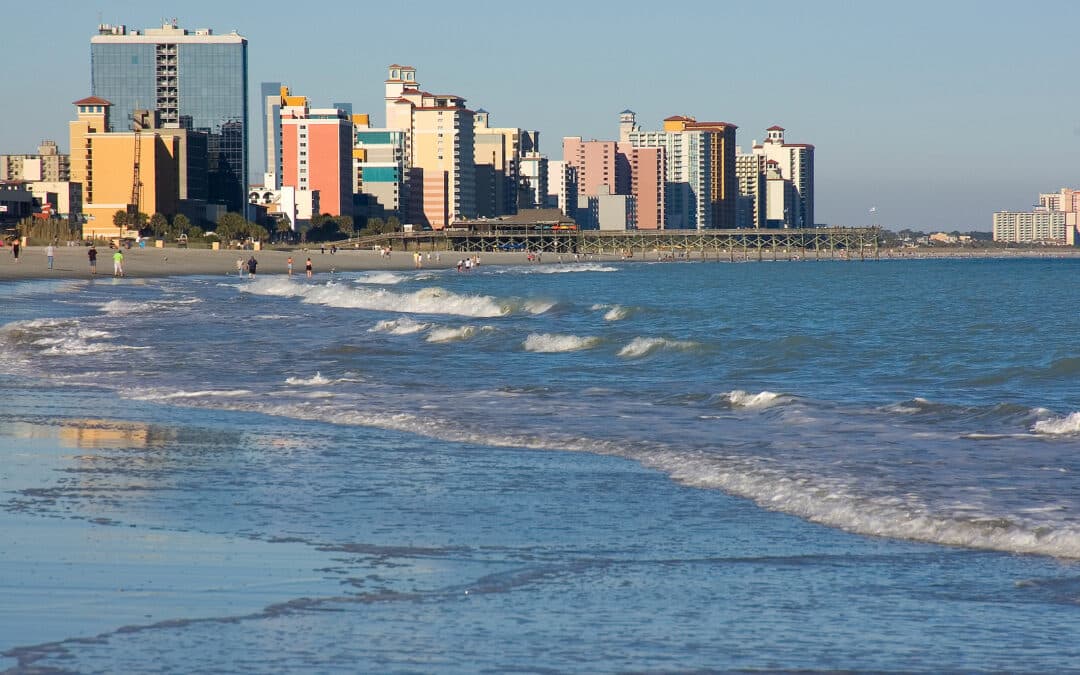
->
[735, 149, 766, 229]
[353, 115, 408, 218]
[518, 151, 549, 210]
[0, 141, 70, 183]
[69, 97, 182, 239]
[751, 126, 814, 228]
[562, 127, 664, 230]
[0, 141, 83, 223]
[627, 115, 738, 229]
[91, 22, 248, 215]
[276, 87, 353, 218]
[546, 160, 577, 214]
[1039, 188, 1080, 214]
[473, 110, 539, 218]
[384, 65, 476, 229]
[992, 210, 1072, 244]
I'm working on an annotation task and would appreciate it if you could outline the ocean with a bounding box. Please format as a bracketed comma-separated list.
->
[2, 257, 1079, 672]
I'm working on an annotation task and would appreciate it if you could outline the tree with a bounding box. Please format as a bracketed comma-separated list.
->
[172, 214, 191, 237]
[149, 213, 169, 238]
[113, 210, 129, 228]
[274, 216, 292, 242]
[386, 215, 401, 232]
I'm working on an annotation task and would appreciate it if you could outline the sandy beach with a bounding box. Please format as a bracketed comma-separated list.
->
[0, 244, 610, 281]
[0, 243, 1077, 281]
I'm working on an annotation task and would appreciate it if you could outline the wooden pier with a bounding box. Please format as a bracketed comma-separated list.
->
[352, 227, 883, 261]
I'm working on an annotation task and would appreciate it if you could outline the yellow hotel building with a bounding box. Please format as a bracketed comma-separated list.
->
[69, 96, 180, 239]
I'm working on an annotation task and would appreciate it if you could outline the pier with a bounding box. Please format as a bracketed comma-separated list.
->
[353, 227, 883, 261]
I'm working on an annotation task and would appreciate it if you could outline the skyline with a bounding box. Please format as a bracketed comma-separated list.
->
[3, 0, 1079, 231]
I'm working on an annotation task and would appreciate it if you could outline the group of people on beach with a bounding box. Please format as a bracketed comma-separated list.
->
[456, 255, 480, 272]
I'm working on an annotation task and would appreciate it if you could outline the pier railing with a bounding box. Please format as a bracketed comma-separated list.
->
[350, 227, 883, 260]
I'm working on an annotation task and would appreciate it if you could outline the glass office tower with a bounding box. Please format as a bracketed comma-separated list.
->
[91, 23, 248, 214]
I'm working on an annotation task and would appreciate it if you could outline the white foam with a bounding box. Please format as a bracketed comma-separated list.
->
[523, 333, 600, 353]
[533, 264, 618, 274]
[604, 305, 629, 321]
[725, 390, 785, 409]
[285, 372, 332, 386]
[131, 389, 253, 400]
[617, 337, 697, 358]
[1033, 412, 1080, 435]
[427, 326, 477, 343]
[354, 272, 406, 285]
[523, 299, 557, 315]
[98, 297, 201, 315]
[242, 277, 507, 318]
[369, 318, 430, 335]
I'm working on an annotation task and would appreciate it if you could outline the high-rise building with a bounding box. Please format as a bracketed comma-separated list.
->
[751, 126, 814, 228]
[0, 141, 70, 182]
[993, 210, 1070, 243]
[735, 149, 766, 229]
[260, 81, 282, 184]
[276, 87, 353, 218]
[546, 160, 577, 214]
[91, 22, 248, 215]
[354, 114, 408, 216]
[69, 97, 181, 238]
[384, 65, 475, 229]
[518, 151, 549, 211]
[628, 115, 737, 229]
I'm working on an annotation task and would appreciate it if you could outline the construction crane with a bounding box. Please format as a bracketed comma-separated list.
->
[126, 126, 142, 234]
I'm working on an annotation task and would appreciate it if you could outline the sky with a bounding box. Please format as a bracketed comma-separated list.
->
[2, 0, 1079, 231]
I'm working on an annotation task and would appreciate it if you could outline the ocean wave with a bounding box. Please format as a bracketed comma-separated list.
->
[427, 326, 478, 343]
[368, 318, 430, 335]
[533, 263, 619, 274]
[523, 333, 600, 353]
[354, 272, 406, 285]
[523, 299, 558, 315]
[1, 317, 142, 356]
[113, 386, 1080, 559]
[241, 278, 507, 318]
[285, 372, 332, 386]
[720, 390, 786, 409]
[1033, 412, 1080, 436]
[129, 388, 253, 400]
[617, 337, 699, 358]
[98, 297, 201, 315]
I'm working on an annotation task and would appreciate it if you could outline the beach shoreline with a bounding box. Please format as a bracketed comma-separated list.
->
[0, 243, 1077, 281]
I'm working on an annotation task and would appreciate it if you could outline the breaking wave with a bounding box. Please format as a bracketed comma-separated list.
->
[241, 277, 507, 318]
[354, 272, 406, 285]
[369, 318, 430, 335]
[427, 326, 479, 343]
[285, 372, 333, 386]
[1034, 412, 1080, 436]
[722, 390, 786, 409]
[617, 337, 699, 358]
[523, 333, 600, 353]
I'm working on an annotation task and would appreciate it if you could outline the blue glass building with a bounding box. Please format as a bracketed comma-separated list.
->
[91, 23, 248, 215]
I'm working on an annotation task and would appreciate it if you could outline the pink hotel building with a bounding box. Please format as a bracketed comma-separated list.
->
[562, 137, 665, 229]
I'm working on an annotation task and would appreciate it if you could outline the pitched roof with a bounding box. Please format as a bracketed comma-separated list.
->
[73, 96, 111, 106]
[767, 125, 785, 131]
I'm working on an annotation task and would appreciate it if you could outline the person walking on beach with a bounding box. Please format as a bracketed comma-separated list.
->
[113, 249, 124, 277]
[236, 257, 244, 277]
[305, 257, 313, 278]
[12, 239, 20, 263]
[88, 245, 97, 275]
[287, 256, 294, 276]
[46, 243, 55, 270]
[247, 256, 258, 277]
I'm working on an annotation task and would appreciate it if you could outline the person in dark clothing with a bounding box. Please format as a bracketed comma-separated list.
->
[247, 256, 258, 277]
[88, 245, 98, 275]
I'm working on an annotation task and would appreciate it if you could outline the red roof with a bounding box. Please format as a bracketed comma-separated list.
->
[73, 96, 111, 106]
[664, 115, 695, 122]
[766, 125, 785, 131]
[784, 143, 815, 148]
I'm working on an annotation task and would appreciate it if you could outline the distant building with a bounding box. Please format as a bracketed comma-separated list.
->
[69, 97, 182, 239]
[546, 160, 576, 214]
[276, 87, 352, 218]
[91, 22, 248, 214]
[735, 149, 765, 228]
[353, 115, 408, 217]
[0, 181, 36, 226]
[993, 210, 1071, 244]
[384, 64, 476, 229]
[474, 110, 538, 217]
[751, 126, 814, 228]
[0, 141, 70, 182]
[628, 115, 737, 229]
[518, 151, 549, 211]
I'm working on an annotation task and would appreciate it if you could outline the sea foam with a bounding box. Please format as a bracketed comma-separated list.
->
[617, 337, 698, 358]
[1033, 412, 1080, 435]
[242, 277, 507, 318]
[523, 333, 600, 353]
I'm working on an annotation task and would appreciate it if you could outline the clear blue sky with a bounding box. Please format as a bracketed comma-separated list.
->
[3, 0, 1078, 230]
